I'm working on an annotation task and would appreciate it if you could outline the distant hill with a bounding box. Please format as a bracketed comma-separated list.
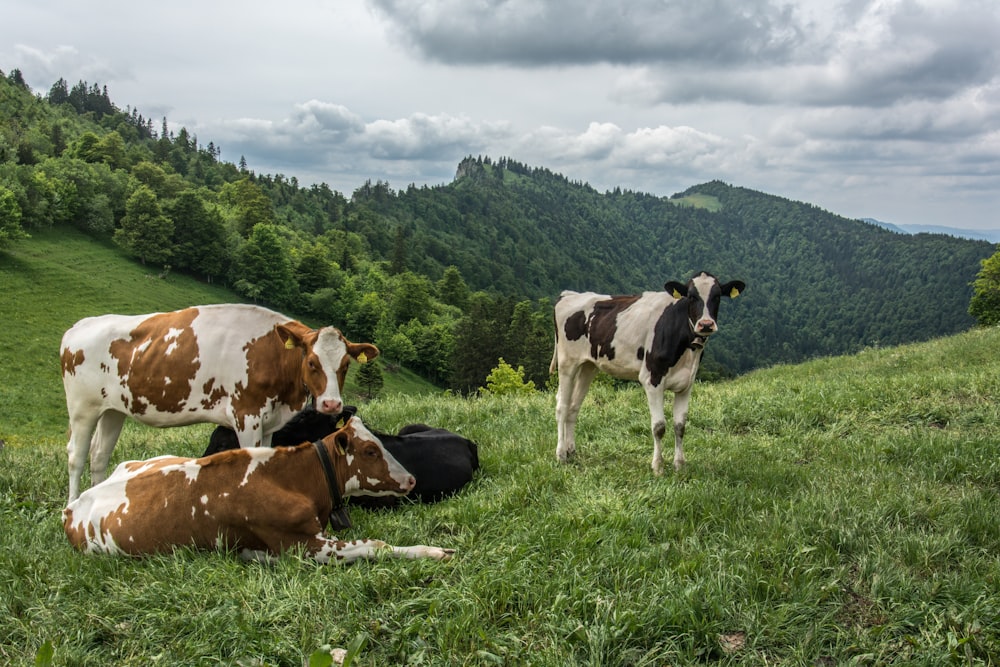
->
[1, 72, 996, 385]
[860, 218, 1000, 243]
[360, 159, 994, 372]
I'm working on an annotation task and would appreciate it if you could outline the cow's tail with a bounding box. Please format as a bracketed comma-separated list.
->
[549, 334, 558, 374]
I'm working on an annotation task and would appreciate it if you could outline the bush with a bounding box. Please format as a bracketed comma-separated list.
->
[480, 358, 535, 395]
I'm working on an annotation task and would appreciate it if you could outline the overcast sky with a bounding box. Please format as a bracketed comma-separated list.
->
[3, 0, 999, 231]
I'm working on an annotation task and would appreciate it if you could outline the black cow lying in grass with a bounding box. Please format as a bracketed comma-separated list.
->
[204, 406, 479, 508]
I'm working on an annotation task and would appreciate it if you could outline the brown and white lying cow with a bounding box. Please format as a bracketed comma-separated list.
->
[551, 272, 745, 475]
[63, 416, 454, 564]
[59, 304, 378, 501]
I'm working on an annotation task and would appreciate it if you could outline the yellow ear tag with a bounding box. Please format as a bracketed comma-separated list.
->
[336, 418, 346, 429]
[672, 289, 683, 299]
[284, 337, 296, 350]
[730, 287, 741, 298]
[357, 352, 368, 364]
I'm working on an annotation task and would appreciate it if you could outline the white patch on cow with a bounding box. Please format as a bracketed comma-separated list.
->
[200, 495, 208, 505]
[344, 475, 360, 492]
[163, 327, 184, 355]
[689, 273, 719, 332]
[366, 477, 380, 487]
[132, 339, 152, 360]
[240, 448, 276, 486]
[311, 328, 349, 410]
[312, 536, 338, 564]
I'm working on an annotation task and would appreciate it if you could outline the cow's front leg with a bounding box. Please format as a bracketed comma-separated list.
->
[644, 384, 668, 475]
[671, 387, 692, 471]
[310, 536, 455, 564]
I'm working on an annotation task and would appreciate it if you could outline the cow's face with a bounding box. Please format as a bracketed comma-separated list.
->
[277, 324, 379, 414]
[333, 417, 415, 496]
[665, 272, 745, 337]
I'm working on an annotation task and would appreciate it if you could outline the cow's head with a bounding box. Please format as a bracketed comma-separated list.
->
[276, 322, 379, 414]
[665, 272, 745, 337]
[327, 416, 416, 497]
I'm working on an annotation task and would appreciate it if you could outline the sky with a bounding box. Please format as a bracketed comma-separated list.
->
[3, 0, 1000, 232]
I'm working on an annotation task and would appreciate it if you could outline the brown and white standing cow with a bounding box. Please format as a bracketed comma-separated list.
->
[551, 272, 745, 474]
[63, 415, 454, 563]
[59, 304, 378, 501]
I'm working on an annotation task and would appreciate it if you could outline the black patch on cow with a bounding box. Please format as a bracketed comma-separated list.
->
[645, 298, 697, 386]
[636, 347, 645, 362]
[583, 295, 640, 362]
[563, 310, 588, 341]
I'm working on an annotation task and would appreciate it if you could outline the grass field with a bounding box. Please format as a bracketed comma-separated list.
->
[2, 232, 1000, 665]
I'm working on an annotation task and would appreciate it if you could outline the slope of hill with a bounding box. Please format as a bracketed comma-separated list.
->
[3, 322, 999, 664]
[0, 228, 437, 441]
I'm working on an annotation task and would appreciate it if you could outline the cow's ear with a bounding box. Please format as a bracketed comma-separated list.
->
[721, 281, 746, 299]
[333, 430, 348, 456]
[348, 342, 380, 363]
[337, 405, 358, 428]
[665, 281, 687, 299]
[276, 321, 313, 350]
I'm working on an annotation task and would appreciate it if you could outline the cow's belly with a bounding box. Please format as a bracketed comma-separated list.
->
[129, 405, 232, 429]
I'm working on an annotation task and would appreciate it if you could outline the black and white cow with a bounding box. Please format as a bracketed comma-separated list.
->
[204, 406, 480, 506]
[551, 272, 745, 474]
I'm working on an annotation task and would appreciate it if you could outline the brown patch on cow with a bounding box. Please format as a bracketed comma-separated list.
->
[61, 347, 85, 376]
[108, 308, 202, 414]
[584, 296, 639, 361]
[232, 327, 310, 431]
[200, 378, 228, 410]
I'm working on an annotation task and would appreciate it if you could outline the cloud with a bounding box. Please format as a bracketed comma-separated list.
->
[369, 0, 804, 66]
[372, 0, 1000, 109]
[9, 43, 126, 92]
[362, 113, 511, 160]
[210, 103, 513, 186]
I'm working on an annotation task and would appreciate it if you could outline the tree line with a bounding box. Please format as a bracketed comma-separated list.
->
[0, 70, 552, 393]
[2, 68, 996, 393]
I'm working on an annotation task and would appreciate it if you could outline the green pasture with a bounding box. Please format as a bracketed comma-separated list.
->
[2, 234, 999, 665]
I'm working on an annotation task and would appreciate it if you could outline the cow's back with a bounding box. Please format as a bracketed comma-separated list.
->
[61, 305, 291, 428]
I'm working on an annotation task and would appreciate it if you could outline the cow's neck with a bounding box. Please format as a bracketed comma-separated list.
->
[311, 440, 352, 531]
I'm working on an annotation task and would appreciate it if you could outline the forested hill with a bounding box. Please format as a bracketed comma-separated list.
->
[359, 157, 993, 372]
[0, 69, 994, 387]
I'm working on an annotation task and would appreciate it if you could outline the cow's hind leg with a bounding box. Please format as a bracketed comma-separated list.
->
[88, 411, 126, 487]
[643, 385, 668, 475]
[555, 363, 597, 462]
[67, 412, 101, 501]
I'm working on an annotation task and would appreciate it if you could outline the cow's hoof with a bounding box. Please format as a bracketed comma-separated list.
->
[431, 547, 456, 561]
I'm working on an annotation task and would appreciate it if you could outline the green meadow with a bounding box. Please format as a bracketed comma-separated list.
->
[1, 233, 999, 665]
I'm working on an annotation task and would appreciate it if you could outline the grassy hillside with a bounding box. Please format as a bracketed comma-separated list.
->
[2, 269, 999, 666]
[0, 229, 437, 443]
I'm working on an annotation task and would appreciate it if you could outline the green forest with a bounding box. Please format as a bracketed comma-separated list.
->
[1, 68, 995, 391]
